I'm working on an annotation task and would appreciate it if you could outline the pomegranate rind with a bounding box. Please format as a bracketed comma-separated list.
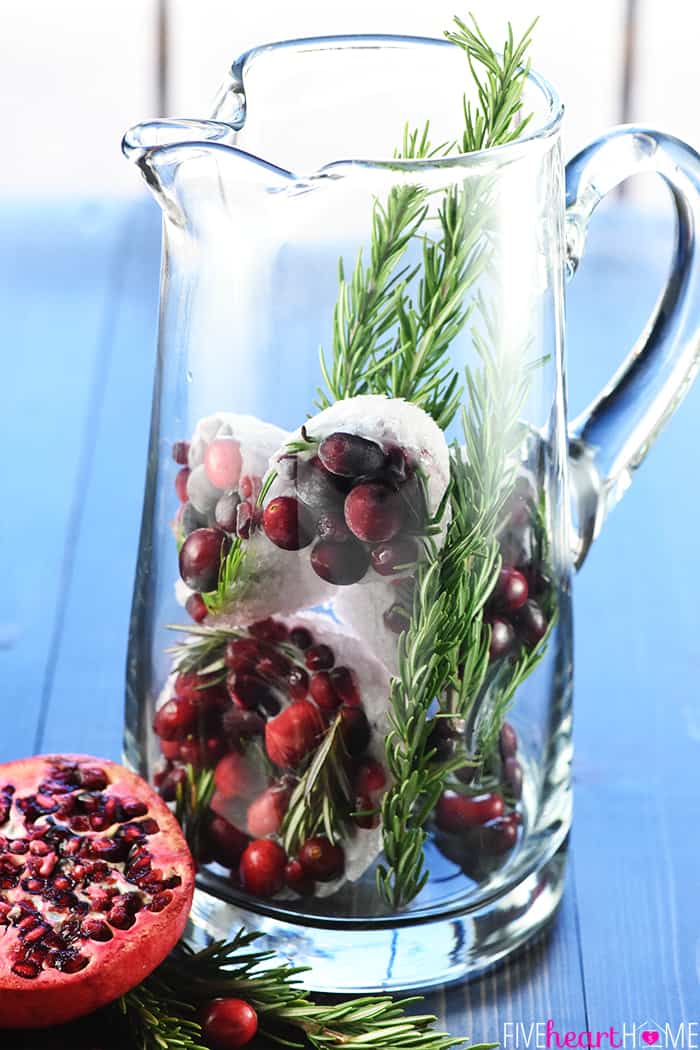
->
[0, 754, 194, 1029]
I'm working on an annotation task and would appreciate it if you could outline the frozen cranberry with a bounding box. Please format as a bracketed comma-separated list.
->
[318, 432, 386, 477]
[256, 648, 291, 680]
[265, 700, 325, 768]
[494, 568, 529, 612]
[516, 600, 548, 646]
[246, 784, 291, 837]
[384, 443, 410, 482]
[435, 790, 505, 831]
[499, 722, 518, 758]
[181, 501, 206, 536]
[186, 592, 208, 623]
[295, 455, 347, 510]
[310, 538, 370, 584]
[201, 997, 258, 1048]
[289, 626, 313, 650]
[478, 813, 519, 855]
[227, 672, 279, 714]
[383, 604, 411, 635]
[214, 753, 260, 801]
[214, 492, 241, 533]
[298, 836, 344, 881]
[155, 764, 187, 801]
[207, 815, 250, 869]
[179, 735, 225, 768]
[236, 500, 254, 539]
[263, 496, 314, 550]
[316, 509, 352, 542]
[330, 666, 360, 707]
[370, 537, 419, 576]
[344, 483, 403, 542]
[222, 707, 265, 748]
[153, 696, 197, 740]
[339, 707, 371, 756]
[355, 759, 386, 796]
[224, 638, 260, 673]
[174, 672, 226, 710]
[172, 440, 190, 465]
[175, 467, 190, 503]
[284, 858, 314, 895]
[249, 618, 288, 643]
[305, 644, 334, 671]
[159, 738, 181, 761]
[309, 671, 341, 711]
[204, 437, 243, 490]
[287, 667, 309, 700]
[488, 616, 515, 660]
[353, 794, 380, 829]
[179, 528, 230, 592]
[503, 757, 523, 800]
[239, 839, 286, 898]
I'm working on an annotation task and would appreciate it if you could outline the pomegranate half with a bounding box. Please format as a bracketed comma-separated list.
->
[0, 753, 194, 1029]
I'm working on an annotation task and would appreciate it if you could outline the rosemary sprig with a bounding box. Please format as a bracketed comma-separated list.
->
[175, 764, 215, 858]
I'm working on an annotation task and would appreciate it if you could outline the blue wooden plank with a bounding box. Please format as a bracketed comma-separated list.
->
[0, 200, 134, 759]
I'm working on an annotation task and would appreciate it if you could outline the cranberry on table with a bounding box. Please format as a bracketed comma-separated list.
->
[309, 671, 341, 710]
[200, 997, 258, 1049]
[172, 440, 190, 465]
[305, 644, 334, 671]
[310, 537, 370, 584]
[493, 567, 529, 611]
[263, 496, 314, 550]
[239, 838, 287, 898]
[318, 431, 386, 477]
[298, 836, 345, 881]
[264, 700, 325, 768]
[515, 599, 548, 646]
[488, 616, 515, 661]
[204, 437, 243, 490]
[285, 857, 315, 895]
[179, 528, 230, 592]
[344, 482, 403, 542]
[370, 536, 419, 576]
[175, 466, 190, 503]
[435, 790, 505, 832]
[186, 592, 208, 623]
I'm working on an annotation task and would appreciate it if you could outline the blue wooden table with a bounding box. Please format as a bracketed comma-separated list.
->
[2, 194, 698, 1046]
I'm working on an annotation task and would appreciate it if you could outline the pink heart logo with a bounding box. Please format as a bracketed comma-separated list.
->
[642, 1033, 659, 1046]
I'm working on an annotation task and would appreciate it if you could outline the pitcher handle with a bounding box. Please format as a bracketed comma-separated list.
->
[565, 126, 700, 568]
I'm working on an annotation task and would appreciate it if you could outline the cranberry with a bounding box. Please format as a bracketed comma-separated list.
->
[207, 815, 250, 869]
[339, 707, 371, 756]
[370, 537, 419, 576]
[174, 673, 227, 710]
[316, 509, 352, 542]
[246, 784, 291, 837]
[179, 528, 230, 592]
[159, 738, 181, 761]
[435, 790, 505, 831]
[305, 644, 334, 671]
[214, 753, 260, 801]
[236, 500, 254, 539]
[181, 501, 206, 536]
[318, 432, 386, 477]
[239, 839, 286, 898]
[344, 483, 403, 542]
[153, 697, 197, 740]
[249, 618, 288, 643]
[493, 568, 529, 612]
[179, 735, 225, 768]
[383, 604, 411, 635]
[263, 497, 314, 550]
[175, 467, 190, 503]
[256, 649, 291, 681]
[298, 836, 344, 881]
[310, 538, 370, 584]
[353, 794, 380, 829]
[185, 593, 208, 623]
[329, 666, 360, 706]
[295, 455, 347, 510]
[201, 997, 258, 1049]
[172, 440, 190, 465]
[284, 858, 314, 895]
[287, 667, 309, 700]
[224, 638, 260, 673]
[227, 672, 279, 714]
[499, 722, 518, 758]
[384, 443, 410, 482]
[155, 764, 187, 801]
[309, 672, 341, 710]
[516, 600, 548, 646]
[264, 700, 325, 768]
[222, 708, 265, 748]
[204, 437, 243, 490]
[214, 492, 241, 533]
[503, 757, 523, 800]
[355, 759, 386, 795]
[289, 626, 313, 650]
[478, 814, 519, 855]
[488, 616, 515, 660]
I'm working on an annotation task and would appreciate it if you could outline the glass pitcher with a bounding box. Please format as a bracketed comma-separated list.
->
[122, 34, 700, 992]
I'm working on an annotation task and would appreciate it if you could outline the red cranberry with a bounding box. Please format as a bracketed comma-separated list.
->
[478, 814, 519, 855]
[284, 858, 314, 895]
[318, 432, 386, 477]
[298, 836, 344, 881]
[309, 672, 341, 710]
[224, 638, 260, 672]
[186, 592, 208, 623]
[287, 667, 309, 700]
[339, 707, 371, 756]
[179, 528, 230, 592]
[383, 604, 411, 635]
[214, 492, 241, 533]
[264, 700, 325, 768]
[155, 764, 187, 801]
[435, 790, 505, 831]
[200, 997, 258, 1049]
[204, 437, 243, 490]
[222, 707, 265, 748]
[499, 722, 518, 758]
[247, 784, 291, 837]
[289, 626, 313, 650]
[344, 483, 403, 542]
[503, 757, 523, 800]
[256, 647, 291, 680]
[214, 753, 260, 801]
[207, 815, 250, 869]
[353, 794, 380, 829]
[310, 538, 370, 584]
[236, 500, 254, 539]
[305, 644, 334, 671]
[179, 735, 225, 768]
[159, 738, 181, 761]
[153, 696, 197, 740]
[239, 839, 286, 898]
[329, 666, 360, 706]
[263, 497, 314, 550]
[295, 455, 347, 510]
[355, 759, 386, 796]
[227, 672, 279, 713]
[174, 672, 227, 710]
[494, 568, 529, 612]
[516, 600, 548, 646]
[175, 467, 190, 503]
[316, 509, 352, 542]
[488, 616, 515, 660]
[249, 618, 288, 643]
[172, 440, 190, 465]
[370, 536, 419, 576]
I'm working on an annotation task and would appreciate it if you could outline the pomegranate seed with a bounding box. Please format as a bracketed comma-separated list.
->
[107, 905, 135, 930]
[318, 432, 386, 477]
[175, 467, 190, 503]
[246, 785, 291, 838]
[310, 538, 370, 584]
[284, 858, 314, 895]
[201, 997, 258, 1049]
[515, 600, 548, 646]
[499, 722, 518, 758]
[239, 839, 286, 898]
[204, 437, 243, 490]
[355, 759, 386, 796]
[287, 667, 309, 700]
[344, 482, 403, 543]
[298, 836, 344, 881]
[304, 645, 334, 671]
[289, 626, 313, 650]
[249, 618, 288, 643]
[370, 537, 419, 576]
[12, 960, 40, 980]
[339, 707, 371, 756]
[309, 672, 341, 710]
[29, 840, 50, 856]
[214, 492, 241, 533]
[186, 593, 208, 623]
[227, 672, 279, 714]
[435, 790, 505, 832]
[264, 701, 325, 768]
[179, 528, 230, 593]
[83, 919, 113, 941]
[172, 440, 190, 465]
[149, 891, 173, 912]
[262, 497, 314, 551]
[207, 815, 250, 869]
[329, 666, 360, 706]
[493, 568, 529, 612]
